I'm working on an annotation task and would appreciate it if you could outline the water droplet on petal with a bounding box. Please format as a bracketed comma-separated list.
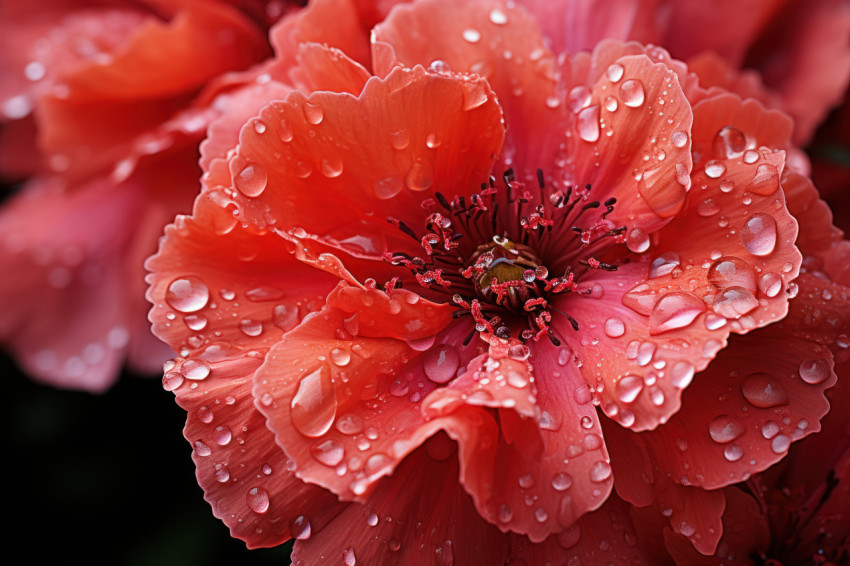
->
[557, 525, 581, 549]
[330, 347, 351, 367]
[246, 487, 270, 513]
[758, 272, 783, 298]
[604, 317, 625, 338]
[303, 102, 324, 124]
[344, 547, 356, 566]
[671, 130, 689, 148]
[625, 228, 650, 253]
[311, 439, 345, 467]
[462, 28, 481, 43]
[606, 63, 624, 83]
[770, 434, 791, 454]
[619, 79, 645, 107]
[649, 292, 706, 335]
[182, 359, 211, 380]
[712, 126, 746, 158]
[405, 158, 434, 191]
[704, 160, 726, 178]
[234, 163, 268, 197]
[712, 287, 759, 319]
[798, 358, 830, 384]
[709, 415, 744, 443]
[749, 163, 779, 196]
[589, 460, 612, 482]
[615, 375, 644, 404]
[373, 176, 403, 200]
[321, 158, 344, 178]
[567, 86, 592, 113]
[670, 361, 694, 388]
[576, 105, 600, 142]
[740, 372, 789, 408]
[292, 515, 311, 539]
[697, 198, 720, 217]
[214, 425, 232, 446]
[239, 319, 263, 337]
[423, 345, 460, 384]
[166, 277, 209, 313]
[740, 213, 777, 256]
[290, 366, 337, 437]
[489, 8, 508, 24]
[723, 444, 744, 461]
[708, 256, 757, 291]
[551, 472, 573, 491]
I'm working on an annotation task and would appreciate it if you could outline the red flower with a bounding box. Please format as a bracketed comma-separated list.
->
[0, 0, 282, 390]
[146, 0, 850, 561]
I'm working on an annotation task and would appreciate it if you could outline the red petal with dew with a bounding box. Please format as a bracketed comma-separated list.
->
[218, 64, 503, 260]
[423, 337, 614, 542]
[505, 492, 659, 565]
[372, 0, 566, 178]
[663, 487, 769, 565]
[268, 0, 371, 79]
[174, 351, 343, 548]
[291, 442, 508, 565]
[615, 302, 837, 492]
[252, 282, 456, 501]
[605, 419, 726, 555]
[515, 0, 662, 55]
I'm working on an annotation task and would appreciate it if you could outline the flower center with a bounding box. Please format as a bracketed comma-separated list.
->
[383, 169, 625, 344]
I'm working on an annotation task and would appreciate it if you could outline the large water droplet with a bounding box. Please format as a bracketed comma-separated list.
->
[740, 372, 789, 408]
[462, 28, 481, 43]
[166, 277, 209, 313]
[707, 256, 757, 291]
[704, 160, 726, 179]
[712, 287, 759, 319]
[405, 158, 434, 191]
[321, 158, 344, 178]
[671, 130, 689, 148]
[489, 8, 508, 24]
[615, 375, 644, 403]
[239, 319, 263, 337]
[291, 515, 311, 539]
[697, 198, 720, 217]
[311, 439, 345, 467]
[290, 366, 337, 437]
[303, 102, 324, 124]
[712, 126, 746, 158]
[373, 176, 403, 200]
[625, 228, 650, 253]
[589, 460, 612, 482]
[749, 163, 779, 196]
[758, 272, 783, 298]
[798, 358, 830, 384]
[670, 361, 694, 388]
[604, 317, 625, 338]
[606, 63, 624, 83]
[423, 345, 460, 384]
[214, 425, 232, 446]
[723, 444, 743, 462]
[557, 525, 581, 549]
[740, 213, 777, 256]
[708, 414, 744, 443]
[576, 105, 600, 142]
[567, 86, 592, 113]
[551, 472, 573, 491]
[182, 359, 211, 380]
[619, 79, 645, 107]
[246, 487, 270, 513]
[648, 292, 706, 335]
[234, 163, 268, 197]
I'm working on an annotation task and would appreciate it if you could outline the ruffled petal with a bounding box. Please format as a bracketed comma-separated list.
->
[663, 487, 769, 565]
[174, 350, 343, 548]
[614, 306, 837, 491]
[252, 283, 455, 501]
[291, 443, 508, 565]
[372, 0, 564, 177]
[220, 65, 503, 251]
[505, 492, 659, 564]
[424, 337, 613, 543]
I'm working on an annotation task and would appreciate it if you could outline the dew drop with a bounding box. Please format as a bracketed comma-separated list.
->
[589, 460, 612, 482]
[604, 317, 625, 338]
[712, 126, 746, 159]
[604, 95, 619, 112]
[214, 425, 232, 446]
[704, 160, 726, 178]
[723, 444, 743, 462]
[292, 515, 311, 539]
[234, 163, 269, 197]
[708, 414, 744, 443]
[373, 176, 403, 200]
[625, 228, 650, 253]
[311, 439, 345, 467]
[166, 277, 209, 313]
[567, 86, 592, 113]
[321, 158, 344, 178]
[798, 358, 830, 384]
[606, 63, 625, 83]
[489, 8, 508, 24]
[182, 359, 211, 380]
[670, 361, 694, 389]
[712, 287, 759, 319]
[740, 213, 777, 256]
[671, 130, 689, 148]
[557, 525, 581, 549]
[551, 472, 573, 491]
[615, 375, 644, 403]
[246, 487, 270, 513]
[619, 79, 645, 107]
[707, 256, 757, 291]
[740, 372, 789, 408]
[648, 292, 706, 335]
[303, 102, 324, 124]
[290, 366, 337, 437]
[344, 547, 356, 566]
[749, 163, 779, 196]
[576, 105, 600, 142]
[462, 28, 481, 43]
[423, 345, 460, 384]
[330, 347, 351, 367]
[405, 158, 434, 191]
[335, 413, 364, 435]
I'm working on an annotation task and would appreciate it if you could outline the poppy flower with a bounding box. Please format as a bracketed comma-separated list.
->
[0, 0, 281, 390]
[146, 0, 850, 561]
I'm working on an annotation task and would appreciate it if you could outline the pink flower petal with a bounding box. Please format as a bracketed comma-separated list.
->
[291, 444, 508, 565]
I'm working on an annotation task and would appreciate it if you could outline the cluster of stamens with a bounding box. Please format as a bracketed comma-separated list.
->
[382, 169, 627, 345]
